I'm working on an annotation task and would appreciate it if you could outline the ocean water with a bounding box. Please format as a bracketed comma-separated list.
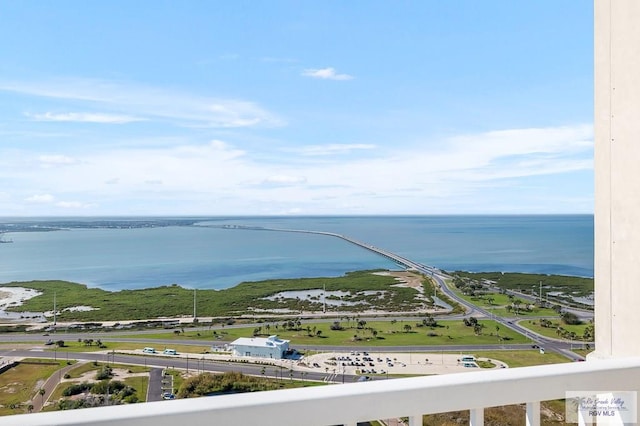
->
[0, 215, 593, 291]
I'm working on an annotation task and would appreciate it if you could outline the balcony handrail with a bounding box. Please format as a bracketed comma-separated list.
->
[2, 357, 640, 426]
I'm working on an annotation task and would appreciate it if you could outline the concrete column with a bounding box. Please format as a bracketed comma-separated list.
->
[593, 0, 640, 358]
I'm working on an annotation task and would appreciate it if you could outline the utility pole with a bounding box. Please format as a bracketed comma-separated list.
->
[539, 280, 543, 305]
[193, 289, 197, 319]
[323, 284, 326, 313]
[53, 291, 57, 326]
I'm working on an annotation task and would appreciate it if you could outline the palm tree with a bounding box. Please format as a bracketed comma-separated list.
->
[39, 388, 46, 405]
[473, 323, 484, 336]
[513, 300, 522, 315]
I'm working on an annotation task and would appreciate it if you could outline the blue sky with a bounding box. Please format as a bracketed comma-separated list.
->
[0, 1, 593, 216]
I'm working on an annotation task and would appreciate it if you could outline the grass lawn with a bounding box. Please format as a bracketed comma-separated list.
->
[121, 319, 530, 348]
[44, 341, 212, 355]
[123, 376, 149, 402]
[49, 362, 151, 405]
[519, 320, 592, 341]
[471, 350, 570, 368]
[0, 359, 69, 416]
[447, 283, 560, 318]
[488, 306, 559, 317]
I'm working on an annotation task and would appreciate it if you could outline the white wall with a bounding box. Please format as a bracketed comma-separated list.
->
[232, 344, 284, 359]
[594, 0, 640, 358]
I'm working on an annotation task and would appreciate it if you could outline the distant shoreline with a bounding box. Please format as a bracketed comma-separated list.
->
[0, 269, 592, 323]
[0, 216, 594, 290]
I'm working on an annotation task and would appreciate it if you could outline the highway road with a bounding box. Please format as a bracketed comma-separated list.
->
[0, 347, 358, 384]
[423, 269, 586, 361]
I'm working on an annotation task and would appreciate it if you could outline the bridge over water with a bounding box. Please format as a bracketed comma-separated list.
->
[215, 224, 440, 276]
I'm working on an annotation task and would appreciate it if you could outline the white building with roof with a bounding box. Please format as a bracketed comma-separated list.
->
[228, 335, 290, 359]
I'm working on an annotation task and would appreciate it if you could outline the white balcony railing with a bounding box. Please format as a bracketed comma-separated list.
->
[2, 358, 639, 426]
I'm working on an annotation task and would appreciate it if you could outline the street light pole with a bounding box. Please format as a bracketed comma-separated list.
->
[193, 289, 197, 320]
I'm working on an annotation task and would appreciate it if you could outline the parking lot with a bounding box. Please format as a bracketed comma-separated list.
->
[301, 351, 507, 376]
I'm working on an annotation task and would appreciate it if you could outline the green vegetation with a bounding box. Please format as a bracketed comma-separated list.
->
[56, 379, 139, 410]
[520, 319, 594, 342]
[0, 359, 69, 415]
[3, 271, 437, 321]
[177, 371, 322, 398]
[452, 288, 560, 318]
[471, 350, 570, 368]
[452, 271, 594, 300]
[117, 318, 529, 346]
[48, 362, 149, 409]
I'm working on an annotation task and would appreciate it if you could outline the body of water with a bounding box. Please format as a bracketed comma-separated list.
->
[0, 215, 593, 291]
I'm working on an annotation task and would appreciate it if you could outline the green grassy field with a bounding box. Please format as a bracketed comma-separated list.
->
[519, 319, 593, 341]
[451, 271, 594, 297]
[470, 350, 570, 368]
[115, 319, 530, 347]
[47, 362, 150, 407]
[0, 359, 69, 416]
[2, 271, 436, 321]
[447, 280, 560, 318]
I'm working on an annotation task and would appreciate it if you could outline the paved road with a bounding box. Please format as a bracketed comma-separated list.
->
[30, 361, 77, 412]
[147, 367, 163, 402]
[1, 349, 358, 383]
[428, 270, 587, 361]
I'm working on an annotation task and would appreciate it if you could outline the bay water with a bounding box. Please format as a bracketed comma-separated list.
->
[0, 215, 593, 291]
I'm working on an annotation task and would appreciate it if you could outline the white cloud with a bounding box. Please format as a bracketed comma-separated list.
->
[262, 175, 307, 186]
[25, 194, 55, 203]
[5, 124, 592, 215]
[38, 154, 77, 166]
[1, 78, 285, 128]
[289, 143, 375, 156]
[26, 112, 145, 124]
[302, 67, 353, 80]
[55, 201, 96, 209]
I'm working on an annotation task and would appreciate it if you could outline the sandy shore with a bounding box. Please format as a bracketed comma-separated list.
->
[0, 287, 42, 310]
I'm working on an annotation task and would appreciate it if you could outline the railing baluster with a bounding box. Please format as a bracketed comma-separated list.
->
[526, 401, 540, 426]
[408, 414, 422, 425]
[469, 408, 484, 426]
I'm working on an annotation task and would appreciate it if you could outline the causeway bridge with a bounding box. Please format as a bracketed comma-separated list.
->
[216, 224, 440, 276]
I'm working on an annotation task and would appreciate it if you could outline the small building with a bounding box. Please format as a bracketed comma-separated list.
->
[228, 335, 290, 359]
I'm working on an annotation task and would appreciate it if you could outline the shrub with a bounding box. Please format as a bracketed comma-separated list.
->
[62, 383, 92, 397]
[96, 365, 113, 380]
